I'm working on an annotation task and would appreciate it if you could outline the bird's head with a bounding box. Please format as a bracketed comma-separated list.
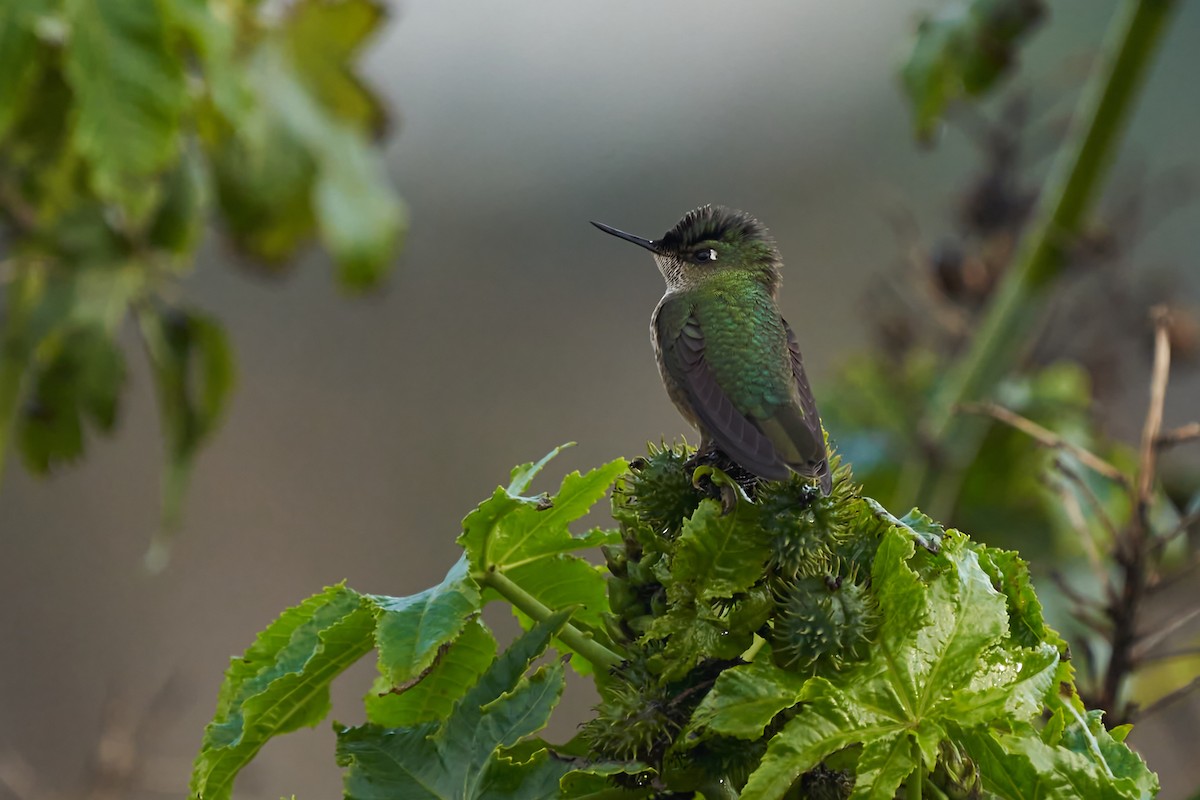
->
[592, 205, 783, 292]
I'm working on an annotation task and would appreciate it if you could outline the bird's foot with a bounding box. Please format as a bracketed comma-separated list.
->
[688, 447, 760, 514]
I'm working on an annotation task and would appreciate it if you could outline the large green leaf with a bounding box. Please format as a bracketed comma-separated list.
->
[672, 499, 771, 601]
[338, 613, 572, 799]
[371, 555, 482, 688]
[736, 517, 1142, 800]
[190, 585, 376, 800]
[366, 617, 497, 727]
[688, 657, 809, 741]
[63, 0, 187, 219]
[459, 450, 626, 669]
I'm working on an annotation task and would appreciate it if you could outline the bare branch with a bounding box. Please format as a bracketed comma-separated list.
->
[1152, 507, 1200, 552]
[1136, 306, 1172, 508]
[1132, 606, 1200, 662]
[1137, 644, 1200, 665]
[1155, 421, 1200, 449]
[959, 401, 1129, 486]
[1135, 675, 1200, 721]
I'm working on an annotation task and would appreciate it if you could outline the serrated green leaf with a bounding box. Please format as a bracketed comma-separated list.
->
[190, 585, 376, 800]
[560, 761, 656, 797]
[742, 514, 1078, 798]
[689, 657, 808, 741]
[460, 454, 625, 672]
[742, 689, 890, 800]
[1060, 710, 1158, 796]
[853, 733, 920, 799]
[366, 618, 496, 727]
[371, 555, 482, 687]
[955, 720, 1155, 800]
[63, 0, 187, 219]
[463, 459, 627, 570]
[338, 613, 571, 800]
[502, 556, 611, 640]
[673, 499, 771, 600]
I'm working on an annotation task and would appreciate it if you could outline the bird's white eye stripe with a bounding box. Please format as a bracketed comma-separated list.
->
[707, 249, 718, 261]
[694, 248, 718, 263]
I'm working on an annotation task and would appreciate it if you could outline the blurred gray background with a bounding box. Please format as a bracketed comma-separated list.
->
[2, 1, 1199, 798]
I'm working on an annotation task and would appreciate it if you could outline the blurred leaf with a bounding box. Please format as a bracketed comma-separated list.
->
[63, 0, 187, 220]
[210, 112, 318, 268]
[138, 305, 235, 568]
[190, 585, 376, 800]
[0, 1, 48, 143]
[262, 46, 405, 290]
[16, 325, 124, 472]
[0, 261, 145, 479]
[366, 617, 497, 727]
[165, 0, 254, 124]
[337, 613, 572, 799]
[283, 0, 388, 134]
[146, 145, 208, 260]
[902, 0, 1045, 139]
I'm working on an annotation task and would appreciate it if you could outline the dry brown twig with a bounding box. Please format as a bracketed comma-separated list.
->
[958, 400, 1130, 486]
[962, 307, 1199, 724]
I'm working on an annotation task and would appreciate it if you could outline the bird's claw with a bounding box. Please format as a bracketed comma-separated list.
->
[691, 465, 752, 514]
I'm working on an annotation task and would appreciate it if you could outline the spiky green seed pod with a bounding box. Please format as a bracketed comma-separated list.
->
[771, 575, 877, 672]
[582, 680, 681, 764]
[614, 442, 702, 538]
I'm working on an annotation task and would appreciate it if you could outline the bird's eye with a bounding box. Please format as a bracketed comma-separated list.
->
[694, 248, 718, 263]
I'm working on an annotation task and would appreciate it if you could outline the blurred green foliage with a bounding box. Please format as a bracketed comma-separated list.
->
[902, 0, 1045, 139]
[0, 0, 405, 559]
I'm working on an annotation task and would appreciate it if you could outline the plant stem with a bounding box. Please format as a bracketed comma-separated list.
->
[907, 764, 924, 800]
[904, 0, 1179, 514]
[478, 567, 623, 671]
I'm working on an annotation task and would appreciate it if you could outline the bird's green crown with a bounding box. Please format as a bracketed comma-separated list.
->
[658, 205, 773, 254]
[656, 205, 782, 290]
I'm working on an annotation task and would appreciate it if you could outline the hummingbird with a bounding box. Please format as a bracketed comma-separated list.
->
[592, 205, 831, 495]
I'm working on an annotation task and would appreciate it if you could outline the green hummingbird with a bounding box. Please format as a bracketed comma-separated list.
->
[592, 205, 831, 494]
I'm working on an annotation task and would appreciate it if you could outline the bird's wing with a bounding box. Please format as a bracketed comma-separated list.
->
[657, 305, 791, 480]
[780, 320, 832, 494]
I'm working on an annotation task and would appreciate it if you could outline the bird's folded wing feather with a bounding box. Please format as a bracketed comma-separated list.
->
[783, 320, 832, 493]
[659, 311, 791, 480]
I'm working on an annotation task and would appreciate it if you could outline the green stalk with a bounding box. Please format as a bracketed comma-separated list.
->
[478, 567, 623, 671]
[907, 764, 924, 800]
[905, 0, 1179, 513]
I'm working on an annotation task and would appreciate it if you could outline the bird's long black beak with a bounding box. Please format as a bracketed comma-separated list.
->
[590, 220, 660, 254]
